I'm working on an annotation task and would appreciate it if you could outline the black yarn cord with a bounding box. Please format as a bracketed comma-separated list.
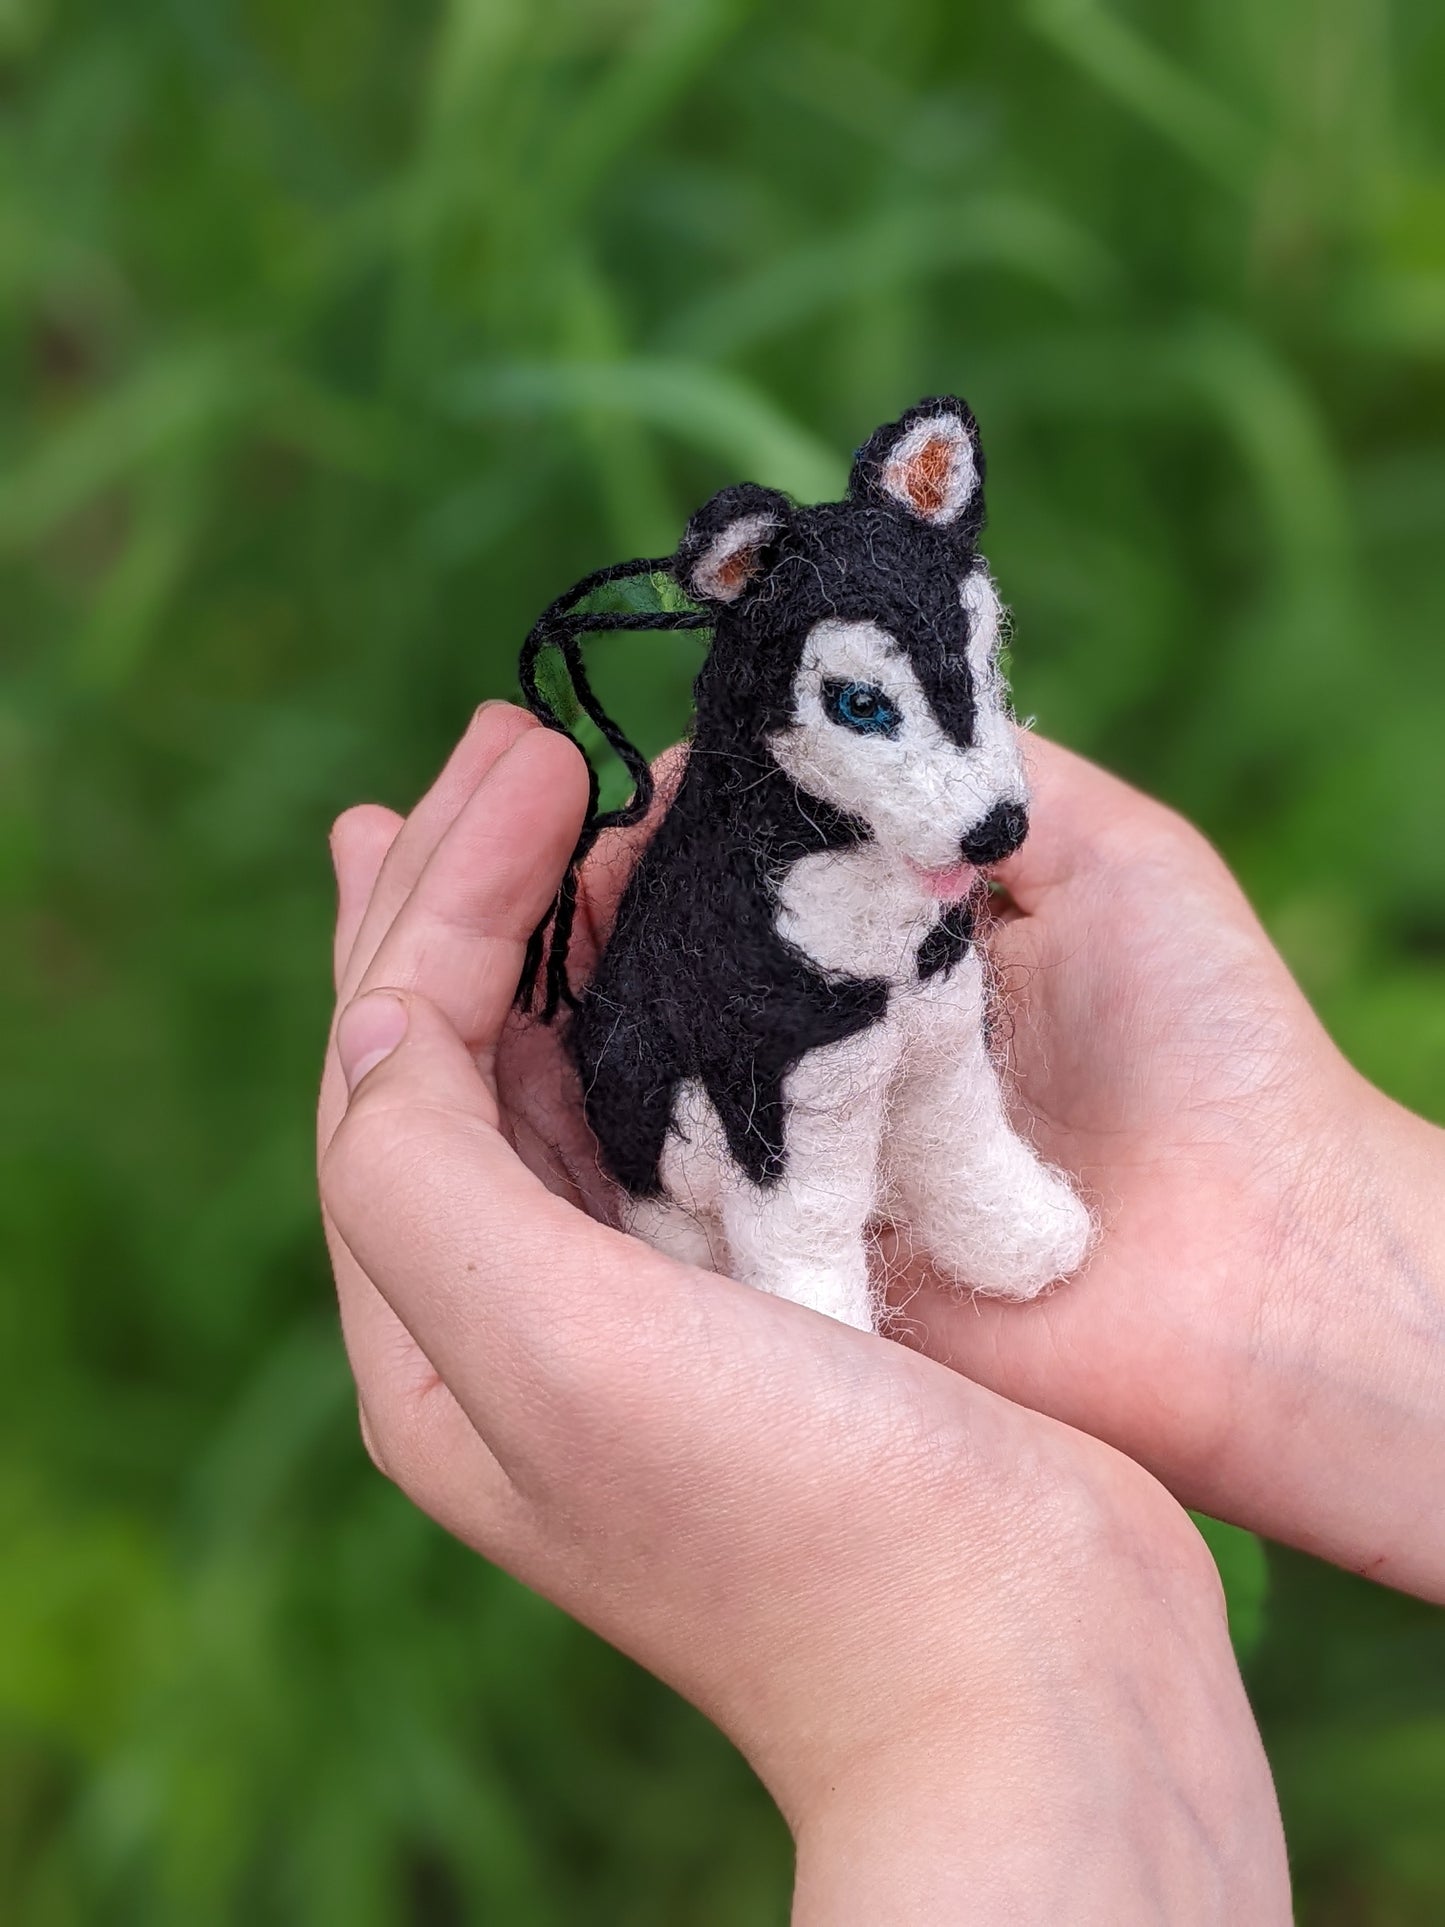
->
[515, 557, 710, 1019]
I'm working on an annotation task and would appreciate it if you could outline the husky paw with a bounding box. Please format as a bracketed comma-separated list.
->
[916, 1166, 1094, 1302]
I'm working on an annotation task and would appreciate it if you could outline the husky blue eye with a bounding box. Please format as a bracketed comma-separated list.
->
[822, 679, 901, 737]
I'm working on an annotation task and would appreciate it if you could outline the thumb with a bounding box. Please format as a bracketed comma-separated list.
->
[329, 986, 541, 1252]
[324, 986, 687, 1488]
[323, 987, 864, 1520]
[335, 986, 417, 1095]
[1000, 733, 1149, 912]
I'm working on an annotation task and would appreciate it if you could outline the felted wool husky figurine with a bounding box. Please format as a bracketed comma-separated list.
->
[519, 396, 1092, 1332]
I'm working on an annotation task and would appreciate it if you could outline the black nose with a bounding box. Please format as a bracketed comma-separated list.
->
[961, 800, 1029, 866]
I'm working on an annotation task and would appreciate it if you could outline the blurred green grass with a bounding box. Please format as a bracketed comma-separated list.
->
[2, 0, 1442, 1920]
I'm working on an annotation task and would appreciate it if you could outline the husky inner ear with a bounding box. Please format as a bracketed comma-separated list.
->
[676, 483, 790, 606]
[850, 396, 984, 537]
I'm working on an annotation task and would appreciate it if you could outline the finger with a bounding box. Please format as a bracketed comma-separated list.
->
[331, 805, 401, 991]
[321, 704, 554, 1156]
[321, 722, 543, 1553]
[999, 733, 1184, 915]
[324, 961, 517, 1558]
[319, 722, 589, 1445]
[353, 724, 590, 1070]
[339, 701, 539, 1003]
[323, 803, 524, 1549]
[325, 991, 664, 1487]
[578, 742, 689, 951]
[321, 1195, 528, 1555]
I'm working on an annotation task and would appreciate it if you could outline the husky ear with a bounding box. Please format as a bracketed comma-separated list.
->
[676, 483, 791, 606]
[849, 396, 985, 542]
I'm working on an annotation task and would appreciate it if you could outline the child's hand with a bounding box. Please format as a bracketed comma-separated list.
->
[318, 706, 1288, 1922]
[890, 736, 1445, 1599]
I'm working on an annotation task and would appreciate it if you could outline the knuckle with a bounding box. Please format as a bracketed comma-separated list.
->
[318, 1099, 394, 1222]
[321, 1088, 467, 1224]
[357, 1385, 524, 1571]
[357, 1398, 394, 1480]
[356, 1384, 437, 1501]
[1142, 800, 1217, 867]
[1040, 1454, 1225, 1619]
[1090, 795, 1222, 884]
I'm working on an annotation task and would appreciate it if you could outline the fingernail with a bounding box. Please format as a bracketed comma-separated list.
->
[337, 992, 409, 1092]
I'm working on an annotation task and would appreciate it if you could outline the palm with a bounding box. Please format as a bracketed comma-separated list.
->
[886, 736, 1358, 1496]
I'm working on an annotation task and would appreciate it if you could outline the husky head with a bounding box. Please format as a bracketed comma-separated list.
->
[677, 397, 1030, 884]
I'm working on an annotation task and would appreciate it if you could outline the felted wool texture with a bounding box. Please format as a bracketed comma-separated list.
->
[529, 395, 1092, 1331]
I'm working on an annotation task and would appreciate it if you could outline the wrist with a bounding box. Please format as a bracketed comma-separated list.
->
[774, 1477, 1288, 1923]
[790, 1674, 1287, 1926]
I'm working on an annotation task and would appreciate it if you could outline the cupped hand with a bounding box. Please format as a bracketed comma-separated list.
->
[890, 735, 1445, 1597]
[318, 705, 1288, 1922]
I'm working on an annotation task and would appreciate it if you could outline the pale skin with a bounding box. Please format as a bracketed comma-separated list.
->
[319, 703, 1444, 1923]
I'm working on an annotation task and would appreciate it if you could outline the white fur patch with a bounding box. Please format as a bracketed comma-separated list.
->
[776, 842, 938, 982]
[961, 563, 1006, 695]
[958, 565, 1025, 822]
[765, 613, 1026, 872]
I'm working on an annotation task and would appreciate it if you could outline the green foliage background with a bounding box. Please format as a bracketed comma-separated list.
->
[4, 0, 1443, 1920]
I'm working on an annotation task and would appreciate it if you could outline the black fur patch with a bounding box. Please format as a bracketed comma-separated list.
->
[751, 505, 982, 750]
[570, 763, 887, 1191]
[916, 898, 977, 982]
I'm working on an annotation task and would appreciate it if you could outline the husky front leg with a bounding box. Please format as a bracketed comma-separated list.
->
[889, 950, 1093, 1299]
[715, 1028, 901, 1333]
[624, 1194, 723, 1271]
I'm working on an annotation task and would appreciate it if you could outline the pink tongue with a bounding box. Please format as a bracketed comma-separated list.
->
[909, 859, 977, 901]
